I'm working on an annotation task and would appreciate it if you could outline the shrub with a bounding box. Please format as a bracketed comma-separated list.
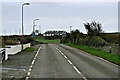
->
[100, 34, 119, 44]
[78, 38, 87, 45]
[5, 40, 18, 45]
[60, 38, 70, 43]
[17, 36, 35, 46]
[87, 36, 107, 47]
[26, 37, 35, 46]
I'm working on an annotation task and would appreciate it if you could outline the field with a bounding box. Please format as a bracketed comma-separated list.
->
[35, 38, 60, 44]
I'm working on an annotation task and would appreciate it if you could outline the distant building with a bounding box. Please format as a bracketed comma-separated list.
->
[43, 30, 67, 37]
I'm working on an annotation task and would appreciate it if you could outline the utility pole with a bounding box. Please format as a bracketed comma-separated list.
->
[4, 30, 6, 35]
[15, 29, 17, 35]
[39, 26, 41, 34]
[19, 28, 21, 35]
[70, 26, 72, 33]
[70, 26, 72, 44]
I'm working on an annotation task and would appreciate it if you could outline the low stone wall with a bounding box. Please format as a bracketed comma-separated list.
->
[92, 44, 119, 54]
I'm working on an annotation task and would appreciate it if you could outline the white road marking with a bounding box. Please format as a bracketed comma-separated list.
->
[83, 77, 87, 80]
[56, 48, 58, 50]
[25, 46, 41, 79]
[52, 44, 87, 80]
[34, 57, 36, 60]
[64, 55, 68, 59]
[59, 51, 61, 53]
[30, 65, 33, 68]
[27, 72, 31, 76]
[29, 69, 32, 72]
[0, 68, 25, 71]
[61, 52, 64, 55]
[25, 77, 29, 80]
[31, 60, 35, 65]
[67, 60, 72, 64]
[73, 66, 81, 74]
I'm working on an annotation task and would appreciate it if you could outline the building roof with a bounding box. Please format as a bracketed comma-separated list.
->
[44, 30, 67, 34]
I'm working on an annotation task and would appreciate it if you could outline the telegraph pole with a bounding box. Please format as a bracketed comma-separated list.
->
[70, 26, 72, 44]
[70, 26, 72, 33]
[19, 28, 21, 35]
[39, 26, 41, 34]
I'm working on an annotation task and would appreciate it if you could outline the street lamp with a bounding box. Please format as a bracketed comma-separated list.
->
[32, 19, 39, 37]
[33, 19, 39, 32]
[21, 3, 30, 50]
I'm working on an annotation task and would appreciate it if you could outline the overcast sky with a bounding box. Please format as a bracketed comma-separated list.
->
[1, 1, 118, 35]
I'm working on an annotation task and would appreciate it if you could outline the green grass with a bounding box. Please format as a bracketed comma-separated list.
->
[24, 47, 35, 52]
[35, 38, 60, 44]
[64, 43, 120, 66]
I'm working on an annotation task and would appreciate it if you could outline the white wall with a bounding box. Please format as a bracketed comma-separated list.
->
[23, 43, 31, 49]
[5, 43, 31, 55]
[6, 45, 22, 55]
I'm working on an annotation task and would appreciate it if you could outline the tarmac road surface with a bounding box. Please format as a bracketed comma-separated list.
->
[28, 44, 119, 80]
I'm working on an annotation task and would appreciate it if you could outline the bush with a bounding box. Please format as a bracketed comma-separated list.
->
[17, 36, 35, 46]
[26, 37, 35, 46]
[100, 34, 119, 44]
[60, 38, 70, 43]
[87, 36, 107, 47]
[78, 38, 87, 45]
[5, 40, 18, 45]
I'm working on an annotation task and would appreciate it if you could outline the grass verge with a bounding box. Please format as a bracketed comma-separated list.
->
[24, 47, 35, 52]
[35, 38, 60, 44]
[64, 43, 120, 66]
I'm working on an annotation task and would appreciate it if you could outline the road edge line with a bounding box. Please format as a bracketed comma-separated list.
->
[25, 45, 41, 80]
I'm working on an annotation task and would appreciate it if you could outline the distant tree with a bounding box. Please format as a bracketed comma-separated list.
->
[84, 20, 103, 36]
[70, 29, 81, 44]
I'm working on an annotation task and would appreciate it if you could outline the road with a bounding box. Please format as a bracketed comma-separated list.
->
[2, 45, 39, 79]
[27, 44, 119, 80]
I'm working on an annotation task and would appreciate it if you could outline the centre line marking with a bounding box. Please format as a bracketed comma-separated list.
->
[83, 77, 87, 80]
[59, 50, 62, 52]
[64, 55, 68, 59]
[67, 60, 72, 64]
[73, 66, 81, 74]
[52, 44, 87, 80]
[61, 52, 64, 55]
